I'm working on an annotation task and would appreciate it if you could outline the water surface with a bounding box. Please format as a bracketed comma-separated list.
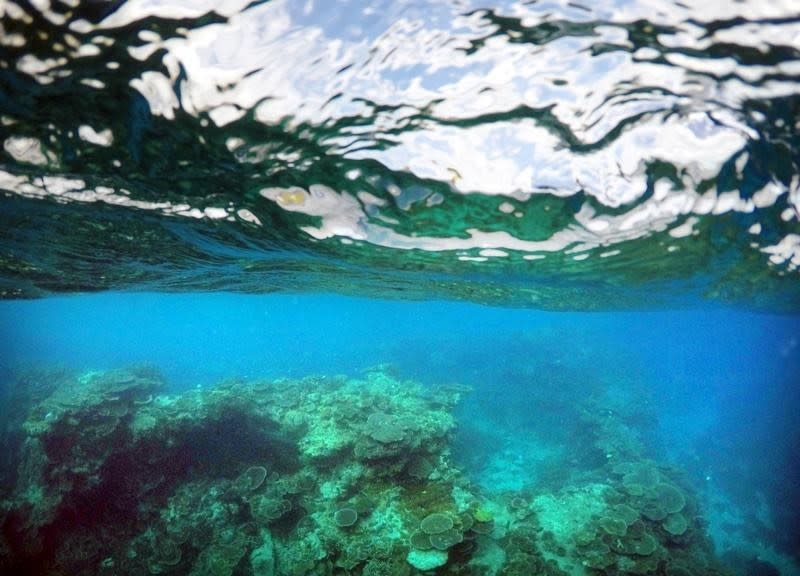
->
[1, 0, 798, 308]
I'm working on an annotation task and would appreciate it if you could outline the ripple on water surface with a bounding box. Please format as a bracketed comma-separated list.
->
[0, 0, 798, 309]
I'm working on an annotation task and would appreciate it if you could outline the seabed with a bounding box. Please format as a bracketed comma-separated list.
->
[0, 365, 735, 575]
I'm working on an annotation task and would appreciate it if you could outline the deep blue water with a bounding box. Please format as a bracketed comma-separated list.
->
[1, 294, 799, 572]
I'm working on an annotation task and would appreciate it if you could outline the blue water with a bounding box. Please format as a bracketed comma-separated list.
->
[1, 294, 799, 572]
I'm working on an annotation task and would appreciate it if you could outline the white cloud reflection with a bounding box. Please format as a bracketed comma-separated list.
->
[4, 0, 799, 268]
[113, 0, 790, 195]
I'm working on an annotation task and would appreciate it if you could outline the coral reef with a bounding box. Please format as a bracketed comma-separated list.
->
[0, 365, 734, 576]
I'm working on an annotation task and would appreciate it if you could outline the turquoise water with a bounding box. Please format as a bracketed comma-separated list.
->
[1, 0, 800, 575]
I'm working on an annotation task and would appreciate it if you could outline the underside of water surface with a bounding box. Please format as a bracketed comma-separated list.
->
[0, 0, 798, 309]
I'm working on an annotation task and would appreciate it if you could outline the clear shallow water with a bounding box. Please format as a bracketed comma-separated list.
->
[1, 294, 799, 575]
[1, 1, 800, 575]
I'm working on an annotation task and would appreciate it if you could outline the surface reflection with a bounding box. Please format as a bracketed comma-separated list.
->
[0, 0, 798, 305]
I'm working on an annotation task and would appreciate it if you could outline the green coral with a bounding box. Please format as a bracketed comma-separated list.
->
[234, 466, 268, 493]
[333, 507, 358, 528]
[406, 549, 449, 571]
[473, 507, 494, 523]
[420, 512, 454, 534]
[598, 516, 628, 536]
[429, 528, 464, 550]
[189, 531, 248, 576]
[663, 512, 689, 536]
[248, 531, 275, 576]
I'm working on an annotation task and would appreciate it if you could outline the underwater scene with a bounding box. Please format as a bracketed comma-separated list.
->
[1, 0, 800, 575]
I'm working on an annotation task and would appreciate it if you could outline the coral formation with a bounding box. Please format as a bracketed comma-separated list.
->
[407, 548, 450, 570]
[0, 364, 735, 576]
[420, 512, 455, 534]
[237, 466, 268, 493]
[334, 507, 359, 528]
